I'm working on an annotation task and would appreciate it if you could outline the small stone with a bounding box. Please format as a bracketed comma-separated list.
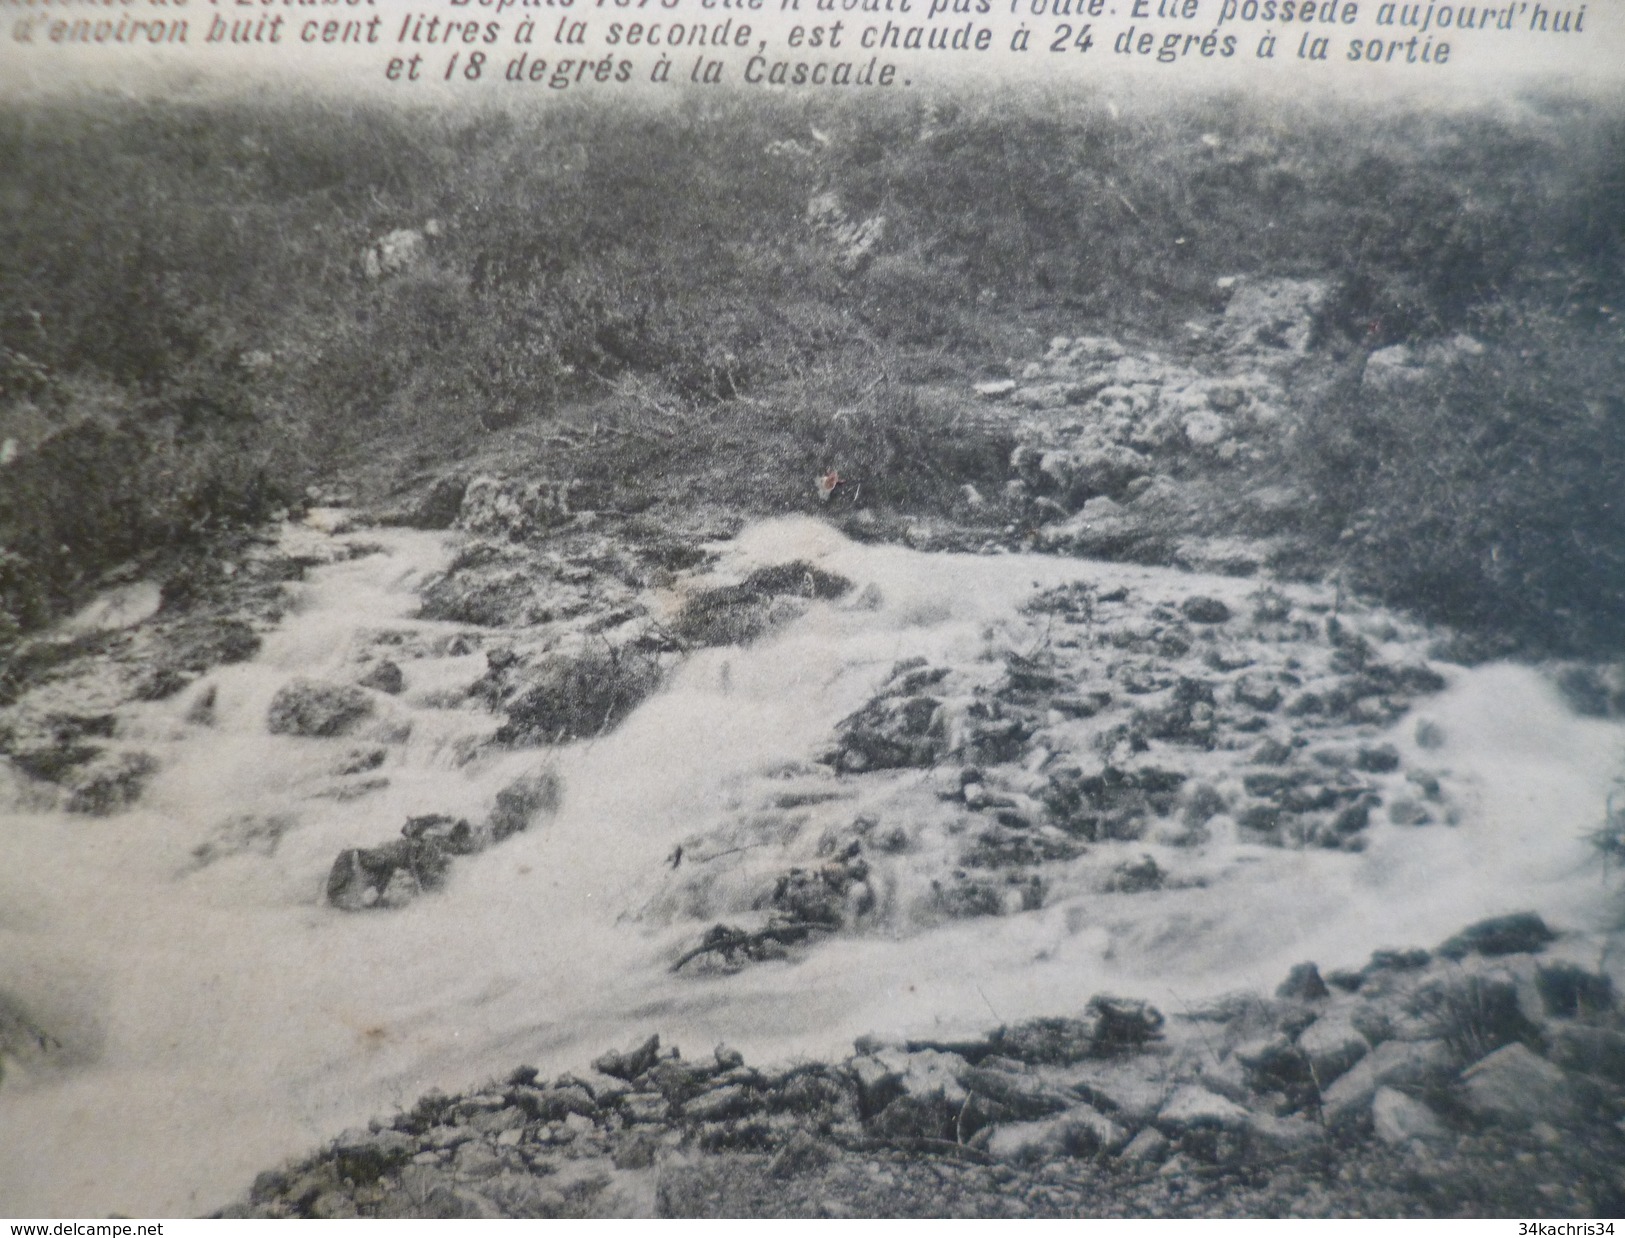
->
[1119, 1127, 1169, 1164]
[1415, 719, 1446, 750]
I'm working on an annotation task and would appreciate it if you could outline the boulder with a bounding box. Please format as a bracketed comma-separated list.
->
[1460, 1043, 1575, 1126]
[63, 750, 158, 815]
[1320, 1039, 1453, 1127]
[1118, 1127, 1169, 1164]
[1295, 1010, 1371, 1089]
[1156, 1085, 1251, 1131]
[484, 770, 562, 840]
[268, 681, 374, 738]
[1547, 1024, 1625, 1084]
[959, 1065, 1073, 1120]
[593, 1035, 662, 1082]
[1371, 1087, 1447, 1146]
[325, 836, 456, 910]
[683, 1084, 759, 1123]
[1438, 912, 1556, 961]
[986, 1105, 1124, 1163]
[456, 475, 583, 540]
[358, 660, 404, 695]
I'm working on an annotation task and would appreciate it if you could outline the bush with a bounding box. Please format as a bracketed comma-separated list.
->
[1284, 309, 1625, 654]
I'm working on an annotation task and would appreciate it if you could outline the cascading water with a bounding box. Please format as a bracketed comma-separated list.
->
[1, 515, 1619, 1217]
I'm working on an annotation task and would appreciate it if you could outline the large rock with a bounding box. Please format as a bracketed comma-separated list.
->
[1437, 912, 1556, 960]
[1547, 1023, 1625, 1084]
[325, 833, 463, 911]
[63, 750, 158, 815]
[455, 475, 583, 540]
[268, 681, 374, 738]
[1155, 1085, 1251, 1131]
[1460, 1043, 1575, 1126]
[1371, 1086, 1447, 1146]
[985, 1105, 1124, 1163]
[995, 997, 1164, 1064]
[1320, 1038, 1452, 1126]
[1295, 1009, 1371, 1089]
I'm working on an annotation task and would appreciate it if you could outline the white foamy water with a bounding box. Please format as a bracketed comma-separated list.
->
[1, 516, 1620, 1217]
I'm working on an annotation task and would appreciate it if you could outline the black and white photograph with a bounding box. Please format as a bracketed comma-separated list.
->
[1, 2, 1623, 1220]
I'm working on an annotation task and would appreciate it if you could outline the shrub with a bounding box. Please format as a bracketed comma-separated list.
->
[1284, 309, 1625, 654]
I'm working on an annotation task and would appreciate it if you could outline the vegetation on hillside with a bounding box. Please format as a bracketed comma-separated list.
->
[1, 88, 1622, 652]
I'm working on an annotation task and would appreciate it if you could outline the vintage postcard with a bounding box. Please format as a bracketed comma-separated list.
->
[2, 0, 1623, 1220]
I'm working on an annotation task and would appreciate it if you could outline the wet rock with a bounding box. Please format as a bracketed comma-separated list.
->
[1250, 737, 1293, 766]
[674, 561, 851, 648]
[485, 770, 562, 840]
[1371, 1087, 1447, 1146]
[402, 814, 478, 854]
[325, 836, 457, 910]
[827, 691, 948, 774]
[333, 747, 386, 777]
[1461, 1043, 1575, 1126]
[166, 618, 263, 674]
[381, 476, 468, 530]
[1437, 912, 1556, 961]
[1106, 854, 1164, 893]
[1354, 744, 1401, 774]
[594, 1035, 662, 1082]
[268, 681, 374, 738]
[358, 660, 404, 695]
[495, 647, 663, 745]
[186, 684, 219, 726]
[997, 997, 1164, 1064]
[0, 711, 114, 782]
[63, 750, 158, 815]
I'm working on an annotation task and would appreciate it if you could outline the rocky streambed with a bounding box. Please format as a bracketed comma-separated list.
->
[1, 459, 1622, 1215]
[225, 913, 1625, 1219]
